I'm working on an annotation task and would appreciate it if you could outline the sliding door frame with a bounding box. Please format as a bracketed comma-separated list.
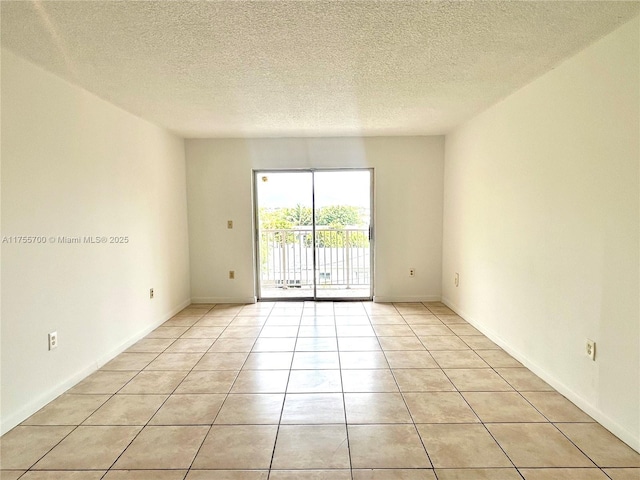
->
[253, 168, 374, 302]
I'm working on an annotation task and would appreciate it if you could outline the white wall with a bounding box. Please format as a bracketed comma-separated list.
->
[442, 17, 639, 450]
[0, 49, 191, 434]
[186, 136, 444, 303]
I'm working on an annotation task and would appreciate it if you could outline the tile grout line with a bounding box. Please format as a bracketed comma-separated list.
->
[428, 306, 527, 478]
[266, 302, 304, 478]
[433, 307, 612, 475]
[182, 303, 256, 477]
[425, 302, 589, 480]
[91, 310, 209, 480]
[337, 301, 355, 480]
[17, 305, 216, 477]
[419, 300, 526, 480]
[179, 301, 275, 476]
[487, 355, 610, 472]
[103, 304, 220, 476]
[392, 304, 440, 475]
[104, 302, 247, 476]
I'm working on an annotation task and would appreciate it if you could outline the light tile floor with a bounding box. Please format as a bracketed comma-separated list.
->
[2, 301, 639, 480]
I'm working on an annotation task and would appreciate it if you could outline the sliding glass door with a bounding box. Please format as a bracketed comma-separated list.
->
[255, 171, 314, 299]
[254, 169, 373, 300]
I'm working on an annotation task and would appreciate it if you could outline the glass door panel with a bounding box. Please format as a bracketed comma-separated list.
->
[314, 170, 372, 299]
[255, 169, 372, 300]
[256, 171, 314, 299]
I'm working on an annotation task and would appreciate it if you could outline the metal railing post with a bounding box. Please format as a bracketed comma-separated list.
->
[345, 230, 351, 289]
[280, 229, 287, 289]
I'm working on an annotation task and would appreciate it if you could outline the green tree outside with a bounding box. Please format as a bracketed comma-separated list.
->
[259, 204, 368, 248]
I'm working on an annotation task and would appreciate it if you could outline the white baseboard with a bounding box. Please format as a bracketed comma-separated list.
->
[374, 295, 442, 303]
[191, 296, 257, 304]
[1, 363, 99, 436]
[441, 296, 640, 454]
[0, 297, 191, 436]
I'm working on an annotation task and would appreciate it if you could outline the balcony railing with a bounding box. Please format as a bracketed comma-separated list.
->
[259, 226, 370, 291]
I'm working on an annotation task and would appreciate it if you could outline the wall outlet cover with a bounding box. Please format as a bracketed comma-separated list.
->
[48, 331, 58, 350]
[586, 339, 596, 361]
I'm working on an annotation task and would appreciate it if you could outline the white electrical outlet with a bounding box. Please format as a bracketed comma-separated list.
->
[455, 273, 460, 287]
[48, 331, 58, 350]
[150, 288, 154, 299]
[409, 268, 415, 277]
[586, 339, 596, 361]
[229, 270, 235, 280]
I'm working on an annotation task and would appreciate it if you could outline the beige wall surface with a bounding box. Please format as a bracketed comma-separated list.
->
[185, 136, 444, 303]
[1, 49, 191, 434]
[442, 17, 639, 450]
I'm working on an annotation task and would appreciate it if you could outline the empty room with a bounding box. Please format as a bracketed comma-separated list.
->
[1, 1, 639, 479]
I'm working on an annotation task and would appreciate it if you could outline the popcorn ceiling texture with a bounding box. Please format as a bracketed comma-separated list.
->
[1, 1, 638, 137]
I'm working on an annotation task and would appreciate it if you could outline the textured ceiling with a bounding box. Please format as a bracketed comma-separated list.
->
[2, 1, 639, 137]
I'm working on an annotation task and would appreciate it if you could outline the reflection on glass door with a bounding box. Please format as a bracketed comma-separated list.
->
[254, 169, 372, 300]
